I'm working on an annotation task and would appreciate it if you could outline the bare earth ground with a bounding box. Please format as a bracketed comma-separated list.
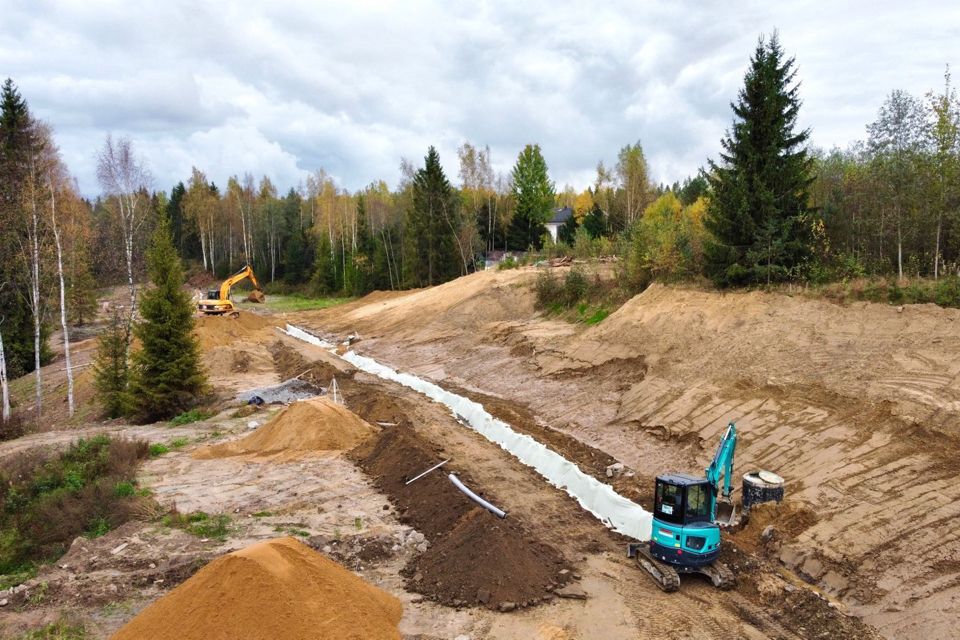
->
[296, 267, 960, 640]
[4, 268, 954, 638]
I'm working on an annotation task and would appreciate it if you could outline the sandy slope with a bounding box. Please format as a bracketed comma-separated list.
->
[300, 268, 960, 640]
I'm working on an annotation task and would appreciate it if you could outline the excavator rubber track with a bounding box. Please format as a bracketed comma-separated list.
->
[632, 545, 681, 592]
[697, 561, 735, 590]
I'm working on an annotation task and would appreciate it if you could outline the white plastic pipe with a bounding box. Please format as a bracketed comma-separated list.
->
[283, 324, 652, 541]
[448, 473, 507, 518]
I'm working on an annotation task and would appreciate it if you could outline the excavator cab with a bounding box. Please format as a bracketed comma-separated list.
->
[649, 474, 722, 568]
[628, 423, 738, 591]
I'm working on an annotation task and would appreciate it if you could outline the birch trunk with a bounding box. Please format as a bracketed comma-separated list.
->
[0, 327, 9, 422]
[49, 180, 74, 416]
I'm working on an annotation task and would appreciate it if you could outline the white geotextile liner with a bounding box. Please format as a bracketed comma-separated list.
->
[284, 324, 653, 541]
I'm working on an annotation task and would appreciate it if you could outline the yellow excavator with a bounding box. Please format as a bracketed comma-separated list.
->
[197, 265, 265, 316]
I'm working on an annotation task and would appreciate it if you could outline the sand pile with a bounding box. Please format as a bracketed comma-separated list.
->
[195, 397, 377, 460]
[194, 312, 274, 349]
[111, 537, 401, 640]
[354, 426, 571, 610]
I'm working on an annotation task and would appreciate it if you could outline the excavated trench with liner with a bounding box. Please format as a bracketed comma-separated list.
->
[284, 324, 653, 541]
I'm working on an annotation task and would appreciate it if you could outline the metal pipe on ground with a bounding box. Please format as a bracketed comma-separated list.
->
[448, 473, 507, 519]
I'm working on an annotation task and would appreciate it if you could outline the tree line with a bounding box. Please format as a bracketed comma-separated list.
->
[1, 31, 958, 427]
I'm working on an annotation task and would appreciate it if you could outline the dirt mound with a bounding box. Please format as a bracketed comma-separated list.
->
[271, 340, 353, 386]
[111, 536, 402, 640]
[194, 311, 274, 349]
[404, 507, 571, 609]
[345, 386, 413, 426]
[353, 425, 571, 610]
[353, 425, 473, 540]
[194, 397, 377, 460]
[730, 500, 819, 554]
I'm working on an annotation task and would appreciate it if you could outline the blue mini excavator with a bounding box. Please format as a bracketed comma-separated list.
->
[628, 422, 738, 591]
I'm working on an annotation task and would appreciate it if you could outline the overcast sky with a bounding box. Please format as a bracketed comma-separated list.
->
[3, 1, 959, 197]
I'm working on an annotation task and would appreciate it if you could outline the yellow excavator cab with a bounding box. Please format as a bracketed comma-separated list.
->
[198, 265, 264, 316]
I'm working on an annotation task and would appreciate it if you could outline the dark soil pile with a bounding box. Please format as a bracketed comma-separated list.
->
[352, 425, 572, 610]
[352, 425, 474, 540]
[344, 386, 413, 426]
[270, 340, 352, 386]
[403, 507, 572, 609]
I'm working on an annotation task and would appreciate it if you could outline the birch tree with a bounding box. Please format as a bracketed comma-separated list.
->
[96, 135, 151, 328]
[48, 171, 74, 416]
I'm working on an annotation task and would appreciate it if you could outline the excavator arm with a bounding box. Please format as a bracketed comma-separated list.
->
[218, 265, 262, 300]
[705, 422, 737, 524]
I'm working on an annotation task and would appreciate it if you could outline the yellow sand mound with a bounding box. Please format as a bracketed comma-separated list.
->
[111, 537, 402, 640]
[194, 397, 377, 460]
[194, 311, 274, 349]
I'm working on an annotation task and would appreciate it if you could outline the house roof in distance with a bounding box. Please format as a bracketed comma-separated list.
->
[549, 206, 573, 224]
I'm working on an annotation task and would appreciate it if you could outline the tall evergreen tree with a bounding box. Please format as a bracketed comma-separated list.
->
[0, 79, 44, 378]
[129, 215, 206, 422]
[408, 146, 460, 286]
[507, 144, 555, 250]
[704, 33, 814, 286]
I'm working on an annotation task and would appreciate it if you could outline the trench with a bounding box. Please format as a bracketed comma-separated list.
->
[284, 324, 653, 541]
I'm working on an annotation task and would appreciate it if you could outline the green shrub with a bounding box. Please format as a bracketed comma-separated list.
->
[169, 409, 212, 426]
[0, 436, 151, 579]
[534, 269, 562, 308]
[169, 437, 190, 449]
[562, 267, 589, 306]
[163, 510, 232, 541]
[497, 256, 518, 270]
[934, 276, 960, 308]
[114, 481, 135, 497]
[148, 443, 170, 457]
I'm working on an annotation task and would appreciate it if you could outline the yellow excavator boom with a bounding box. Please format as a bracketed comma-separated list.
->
[198, 265, 264, 315]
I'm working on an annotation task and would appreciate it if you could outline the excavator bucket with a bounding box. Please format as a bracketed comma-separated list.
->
[246, 290, 265, 304]
[715, 498, 738, 527]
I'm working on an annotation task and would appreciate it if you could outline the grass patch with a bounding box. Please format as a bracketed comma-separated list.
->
[147, 443, 169, 457]
[535, 266, 621, 325]
[238, 293, 351, 313]
[0, 435, 152, 584]
[169, 437, 190, 449]
[163, 510, 232, 541]
[252, 511, 273, 518]
[169, 409, 213, 426]
[15, 620, 89, 639]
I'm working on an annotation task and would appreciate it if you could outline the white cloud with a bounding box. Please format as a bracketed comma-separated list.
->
[3, 0, 959, 196]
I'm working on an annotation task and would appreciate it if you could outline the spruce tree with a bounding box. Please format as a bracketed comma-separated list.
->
[408, 147, 460, 286]
[129, 215, 206, 422]
[93, 307, 132, 418]
[508, 144, 555, 250]
[704, 33, 814, 286]
[0, 79, 42, 378]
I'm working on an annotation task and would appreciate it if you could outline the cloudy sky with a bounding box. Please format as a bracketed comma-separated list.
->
[4, 1, 959, 196]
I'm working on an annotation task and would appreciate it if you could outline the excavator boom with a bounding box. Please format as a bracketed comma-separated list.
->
[198, 265, 264, 315]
